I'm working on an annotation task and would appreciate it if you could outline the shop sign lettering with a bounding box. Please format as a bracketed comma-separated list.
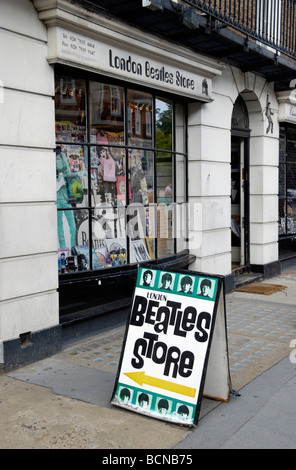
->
[109, 50, 195, 90]
[55, 27, 212, 101]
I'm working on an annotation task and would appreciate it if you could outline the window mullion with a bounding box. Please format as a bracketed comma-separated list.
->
[153, 95, 158, 259]
[124, 88, 130, 265]
[85, 80, 93, 271]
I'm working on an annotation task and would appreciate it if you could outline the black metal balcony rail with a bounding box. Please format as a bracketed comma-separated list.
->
[182, 0, 296, 59]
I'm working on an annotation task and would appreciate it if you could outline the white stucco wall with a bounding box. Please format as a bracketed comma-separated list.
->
[0, 0, 58, 344]
[0, 0, 281, 350]
[187, 94, 232, 275]
[188, 65, 279, 275]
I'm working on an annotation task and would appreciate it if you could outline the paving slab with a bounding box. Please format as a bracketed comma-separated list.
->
[174, 357, 296, 449]
[2, 268, 296, 449]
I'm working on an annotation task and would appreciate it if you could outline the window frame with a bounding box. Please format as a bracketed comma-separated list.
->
[55, 67, 189, 278]
[279, 124, 296, 238]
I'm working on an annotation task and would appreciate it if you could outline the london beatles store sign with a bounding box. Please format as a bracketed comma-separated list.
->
[52, 27, 213, 101]
[111, 266, 223, 426]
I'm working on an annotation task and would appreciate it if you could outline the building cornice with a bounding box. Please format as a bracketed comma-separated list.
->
[33, 0, 224, 79]
[276, 89, 296, 123]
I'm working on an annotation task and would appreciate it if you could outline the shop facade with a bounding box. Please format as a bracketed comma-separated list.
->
[49, 5, 223, 327]
[0, 0, 291, 370]
[277, 89, 296, 267]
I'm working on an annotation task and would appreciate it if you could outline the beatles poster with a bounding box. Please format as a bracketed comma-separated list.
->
[111, 266, 224, 426]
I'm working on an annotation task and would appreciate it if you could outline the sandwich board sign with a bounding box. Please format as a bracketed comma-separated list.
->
[111, 266, 231, 426]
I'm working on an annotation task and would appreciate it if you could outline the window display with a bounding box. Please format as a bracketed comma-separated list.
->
[279, 127, 296, 235]
[129, 149, 153, 204]
[90, 145, 125, 206]
[89, 82, 124, 145]
[127, 90, 153, 147]
[55, 74, 188, 274]
[156, 98, 172, 151]
[55, 78, 86, 143]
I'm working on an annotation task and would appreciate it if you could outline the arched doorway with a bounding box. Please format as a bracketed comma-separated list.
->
[231, 95, 250, 271]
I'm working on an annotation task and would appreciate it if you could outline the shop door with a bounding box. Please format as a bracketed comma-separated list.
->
[231, 136, 249, 268]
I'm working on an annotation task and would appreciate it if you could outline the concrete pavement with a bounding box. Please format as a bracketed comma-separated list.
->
[1, 268, 296, 449]
[175, 355, 296, 449]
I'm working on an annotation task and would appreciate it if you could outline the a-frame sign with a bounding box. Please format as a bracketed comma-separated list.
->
[111, 266, 231, 426]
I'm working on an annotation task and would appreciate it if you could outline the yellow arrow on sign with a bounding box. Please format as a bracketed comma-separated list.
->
[124, 371, 196, 398]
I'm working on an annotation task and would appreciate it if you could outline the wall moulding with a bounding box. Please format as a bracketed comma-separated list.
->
[33, 0, 224, 96]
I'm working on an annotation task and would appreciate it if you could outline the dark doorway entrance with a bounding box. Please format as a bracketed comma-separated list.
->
[231, 135, 249, 269]
[231, 96, 250, 271]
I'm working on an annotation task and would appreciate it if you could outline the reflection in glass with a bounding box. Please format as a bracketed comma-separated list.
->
[157, 152, 173, 258]
[156, 98, 172, 151]
[89, 82, 124, 145]
[157, 152, 173, 203]
[129, 150, 154, 204]
[55, 77, 86, 143]
[127, 90, 153, 147]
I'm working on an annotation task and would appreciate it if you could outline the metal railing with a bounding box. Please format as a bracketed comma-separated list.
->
[182, 0, 296, 59]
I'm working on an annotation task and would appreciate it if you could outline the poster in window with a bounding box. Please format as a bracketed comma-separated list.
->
[130, 239, 150, 263]
[116, 176, 131, 201]
[65, 174, 84, 204]
[106, 238, 127, 266]
[57, 247, 70, 273]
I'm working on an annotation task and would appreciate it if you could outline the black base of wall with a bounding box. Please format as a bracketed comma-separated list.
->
[0, 325, 62, 373]
[251, 260, 281, 278]
[279, 254, 296, 272]
[224, 260, 282, 294]
[223, 273, 235, 294]
[61, 306, 131, 345]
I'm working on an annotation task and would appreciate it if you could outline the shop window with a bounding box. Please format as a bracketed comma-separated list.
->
[55, 74, 188, 274]
[279, 127, 296, 236]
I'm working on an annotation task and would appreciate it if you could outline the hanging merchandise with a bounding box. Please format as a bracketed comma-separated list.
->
[96, 131, 117, 183]
[98, 147, 117, 182]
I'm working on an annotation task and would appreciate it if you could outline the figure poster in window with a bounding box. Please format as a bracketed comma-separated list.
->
[130, 239, 150, 263]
